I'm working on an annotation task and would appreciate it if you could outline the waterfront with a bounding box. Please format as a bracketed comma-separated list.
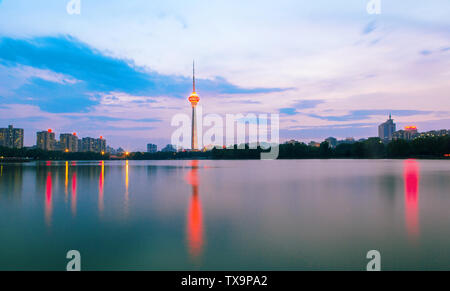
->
[1, 159, 450, 270]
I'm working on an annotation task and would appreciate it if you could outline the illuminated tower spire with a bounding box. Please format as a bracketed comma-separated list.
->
[188, 61, 200, 151]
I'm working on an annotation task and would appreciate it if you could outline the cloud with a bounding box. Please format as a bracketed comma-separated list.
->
[63, 115, 161, 123]
[10, 78, 96, 113]
[281, 123, 378, 140]
[279, 108, 298, 116]
[420, 50, 433, 56]
[279, 100, 324, 116]
[362, 21, 377, 35]
[293, 99, 324, 109]
[0, 35, 288, 113]
[308, 110, 433, 122]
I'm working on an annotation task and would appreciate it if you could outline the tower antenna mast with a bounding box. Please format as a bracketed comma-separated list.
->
[193, 60, 196, 92]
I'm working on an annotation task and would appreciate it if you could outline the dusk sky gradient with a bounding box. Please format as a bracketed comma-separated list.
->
[0, 0, 449, 150]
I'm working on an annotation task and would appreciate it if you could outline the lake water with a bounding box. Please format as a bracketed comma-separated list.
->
[0, 159, 450, 270]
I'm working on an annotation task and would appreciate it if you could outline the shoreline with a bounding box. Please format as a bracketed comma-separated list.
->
[1, 157, 449, 163]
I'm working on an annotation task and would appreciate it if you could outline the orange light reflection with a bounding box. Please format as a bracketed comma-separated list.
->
[185, 160, 204, 260]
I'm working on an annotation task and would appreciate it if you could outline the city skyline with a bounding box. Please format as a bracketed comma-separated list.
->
[0, 1, 449, 151]
[1, 117, 449, 153]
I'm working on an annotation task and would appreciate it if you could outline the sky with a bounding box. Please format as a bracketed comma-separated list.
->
[0, 0, 449, 150]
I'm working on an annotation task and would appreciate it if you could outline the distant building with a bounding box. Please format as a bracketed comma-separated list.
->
[285, 140, 300, 145]
[308, 141, 321, 148]
[325, 137, 337, 148]
[147, 143, 157, 153]
[418, 129, 449, 138]
[105, 146, 116, 155]
[335, 137, 356, 146]
[393, 126, 419, 141]
[37, 129, 56, 151]
[60, 133, 79, 152]
[162, 144, 177, 152]
[378, 114, 396, 142]
[0, 125, 24, 149]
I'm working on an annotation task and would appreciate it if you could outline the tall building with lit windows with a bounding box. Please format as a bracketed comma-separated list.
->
[81, 137, 95, 152]
[378, 114, 396, 142]
[188, 62, 200, 151]
[37, 129, 56, 151]
[80, 136, 106, 153]
[60, 133, 79, 152]
[0, 125, 24, 149]
[95, 136, 106, 153]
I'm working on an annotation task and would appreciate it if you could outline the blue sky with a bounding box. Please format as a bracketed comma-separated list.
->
[0, 0, 449, 149]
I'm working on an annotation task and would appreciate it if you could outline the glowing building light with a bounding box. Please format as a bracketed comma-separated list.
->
[405, 126, 418, 131]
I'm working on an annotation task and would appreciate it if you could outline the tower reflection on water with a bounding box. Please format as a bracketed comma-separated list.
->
[404, 159, 420, 239]
[185, 160, 204, 260]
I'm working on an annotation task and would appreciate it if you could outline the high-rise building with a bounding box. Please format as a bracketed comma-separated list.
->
[81, 137, 95, 152]
[147, 143, 157, 153]
[0, 125, 24, 148]
[37, 129, 56, 151]
[378, 114, 396, 142]
[60, 133, 79, 152]
[80, 136, 106, 153]
[188, 62, 200, 151]
[95, 136, 106, 153]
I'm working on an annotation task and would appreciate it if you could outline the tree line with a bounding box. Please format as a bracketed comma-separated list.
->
[1, 135, 449, 161]
[277, 136, 450, 159]
[0, 147, 108, 160]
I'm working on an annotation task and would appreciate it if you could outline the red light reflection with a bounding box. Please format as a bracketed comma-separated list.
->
[99, 161, 104, 214]
[404, 159, 420, 239]
[71, 172, 77, 216]
[45, 172, 52, 226]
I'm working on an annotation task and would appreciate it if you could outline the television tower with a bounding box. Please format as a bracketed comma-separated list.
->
[188, 61, 200, 150]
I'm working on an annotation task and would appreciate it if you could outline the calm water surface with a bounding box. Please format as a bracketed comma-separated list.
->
[1, 159, 450, 270]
